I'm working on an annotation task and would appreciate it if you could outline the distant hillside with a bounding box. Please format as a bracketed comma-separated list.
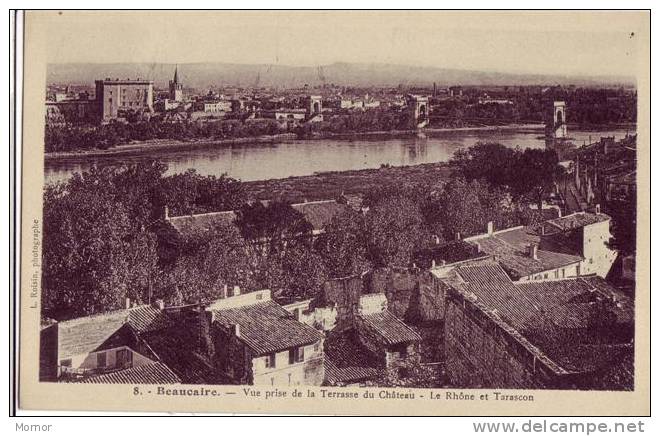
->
[47, 62, 635, 89]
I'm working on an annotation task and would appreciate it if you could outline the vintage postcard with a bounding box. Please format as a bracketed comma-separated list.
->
[17, 10, 650, 415]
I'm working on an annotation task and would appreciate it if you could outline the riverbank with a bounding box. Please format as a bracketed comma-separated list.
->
[242, 161, 454, 203]
[44, 123, 546, 161]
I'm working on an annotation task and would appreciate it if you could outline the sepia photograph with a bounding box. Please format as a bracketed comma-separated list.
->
[15, 9, 650, 416]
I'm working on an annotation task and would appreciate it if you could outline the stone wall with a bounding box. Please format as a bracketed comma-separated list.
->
[444, 291, 561, 389]
[210, 324, 254, 384]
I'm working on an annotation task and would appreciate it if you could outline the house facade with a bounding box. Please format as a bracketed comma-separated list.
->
[209, 289, 326, 386]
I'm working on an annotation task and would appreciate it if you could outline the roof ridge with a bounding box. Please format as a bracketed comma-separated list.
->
[58, 308, 130, 326]
[292, 199, 337, 206]
[169, 209, 236, 220]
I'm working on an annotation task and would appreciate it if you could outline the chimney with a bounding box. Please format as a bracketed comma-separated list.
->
[432, 234, 440, 245]
[475, 242, 481, 252]
[125, 297, 131, 309]
[529, 243, 539, 260]
[233, 285, 241, 297]
[164, 205, 169, 220]
[455, 232, 461, 241]
[431, 259, 436, 268]
[595, 204, 601, 214]
[233, 323, 241, 338]
[487, 221, 494, 236]
[222, 284, 228, 299]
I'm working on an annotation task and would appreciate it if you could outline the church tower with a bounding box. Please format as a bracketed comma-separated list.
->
[169, 65, 183, 102]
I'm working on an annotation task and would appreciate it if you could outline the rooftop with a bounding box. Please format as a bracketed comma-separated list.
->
[413, 240, 485, 269]
[76, 362, 180, 385]
[212, 301, 324, 356]
[323, 330, 380, 385]
[139, 309, 218, 384]
[531, 211, 611, 236]
[167, 199, 349, 236]
[358, 310, 422, 346]
[445, 261, 634, 374]
[291, 200, 350, 232]
[467, 227, 583, 279]
[57, 305, 169, 359]
[167, 210, 237, 236]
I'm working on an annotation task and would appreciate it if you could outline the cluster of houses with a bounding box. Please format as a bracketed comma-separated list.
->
[564, 133, 637, 280]
[45, 67, 417, 127]
[40, 196, 634, 390]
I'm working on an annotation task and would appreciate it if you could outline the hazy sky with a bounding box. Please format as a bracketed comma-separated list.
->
[33, 11, 647, 77]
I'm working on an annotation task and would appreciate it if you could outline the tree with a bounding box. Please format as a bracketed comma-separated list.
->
[278, 245, 329, 303]
[607, 197, 637, 256]
[315, 209, 371, 278]
[162, 222, 256, 305]
[158, 169, 246, 217]
[365, 196, 427, 267]
[41, 162, 248, 320]
[434, 177, 489, 240]
[427, 176, 539, 241]
[451, 143, 563, 213]
[449, 142, 517, 187]
[235, 201, 313, 253]
[511, 148, 562, 211]
[42, 186, 159, 320]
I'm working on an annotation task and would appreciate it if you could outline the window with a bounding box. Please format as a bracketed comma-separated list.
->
[394, 344, 408, 358]
[96, 352, 107, 368]
[314, 342, 320, 352]
[561, 268, 565, 278]
[589, 258, 594, 264]
[116, 349, 132, 368]
[289, 347, 304, 364]
[265, 353, 276, 369]
[60, 359, 72, 368]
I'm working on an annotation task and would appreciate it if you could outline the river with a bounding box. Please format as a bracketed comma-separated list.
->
[44, 127, 633, 184]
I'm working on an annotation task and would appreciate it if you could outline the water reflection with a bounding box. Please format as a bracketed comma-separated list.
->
[45, 128, 632, 184]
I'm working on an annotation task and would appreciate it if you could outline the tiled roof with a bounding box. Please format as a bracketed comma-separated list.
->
[471, 228, 583, 279]
[76, 362, 180, 384]
[515, 277, 634, 327]
[324, 330, 380, 385]
[212, 301, 324, 356]
[447, 261, 635, 374]
[413, 240, 484, 268]
[167, 200, 348, 236]
[58, 309, 131, 358]
[58, 305, 174, 359]
[168, 210, 237, 236]
[358, 310, 422, 345]
[140, 309, 217, 384]
[324, 360, 380, 385]
[128, 305, 174, 333]
[531, 212, 611, 236]
[292, 200, 350, 232]
[455, 263, 633, 331]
